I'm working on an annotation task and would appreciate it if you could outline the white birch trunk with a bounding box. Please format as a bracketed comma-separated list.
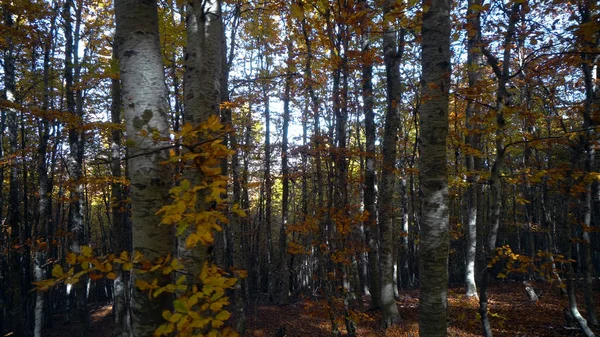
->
[115, 1, 174, 336]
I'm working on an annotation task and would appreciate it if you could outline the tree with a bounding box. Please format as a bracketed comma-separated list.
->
[3, 5, 25, 337]
[463, 0, 484, 299]
[114, 1, 174, 335]
[180, 0, 224, 282]
[418, 0, 451, 335]
[379, 0, 404, 328]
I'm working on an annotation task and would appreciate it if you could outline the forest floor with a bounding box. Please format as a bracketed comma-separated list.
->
[43, 280, 600, 337]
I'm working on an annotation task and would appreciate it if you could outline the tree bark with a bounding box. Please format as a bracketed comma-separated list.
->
[419, 0, 451, 335]
[358, 0, 380, 308]
[478, 4, 520, 337]
[464, 0, 483, 298]
[114, 1, 174, 336]
[380, 0, 404, 327]
[110, 42, 130, 337]
[34, 12, 56, 337]
[278, 40, 293, 306]
[180, 0, 224, 281]
[578, 0, 599, 326]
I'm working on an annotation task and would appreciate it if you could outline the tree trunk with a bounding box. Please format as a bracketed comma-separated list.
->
[278, 40, 293, 306]
[464, 0, 483, 298]
[180, 0, 223, 281]
[114, 1, 175, 336]
[578, 0, 599, 326]
[380, 0, 404, 327]
[110, 42, 130, 337]
[478, 4, 520, 337]
[419, 0, 451, 335]
[358, 0, 380, 307]
[34, 13, 56, 337]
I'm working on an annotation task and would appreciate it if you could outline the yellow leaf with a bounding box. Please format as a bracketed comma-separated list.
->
[135, 279, 151, 291]
[162, 310, 172, 321]
[169, 313, 183, 323]
[154, 323, 167, 337]
[106, 272, 117, 280]
[186, 233, 200, 249]
[81, 246, 93, 257]
[66, 252, 77, 265]
[187, 295, 199, 307]
[209, 301, 225, 312]
[188, 310, 200, 320]
[132, 251, 144, 262]
[52, 265, 63, 278]
[123, 262, 133, 271]
[170, 259, 184, 270]
[290, 3, 304, 19]
[120, 250, 129, 261]
[164, 323, 174, 334]
[216, 310, 231, 321]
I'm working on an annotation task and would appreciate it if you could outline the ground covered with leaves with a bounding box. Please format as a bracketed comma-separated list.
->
[45, 281, 599, 337]
[244, 281, 600, 337]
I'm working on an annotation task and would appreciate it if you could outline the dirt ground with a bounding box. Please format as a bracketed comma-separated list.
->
[43, 280, 600, 337]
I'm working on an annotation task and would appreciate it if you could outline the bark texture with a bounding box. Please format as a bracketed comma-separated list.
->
[380, 0, 403, 327]
[114, 1, 174, 336]
[419, 0, 451, 335]
[464, 0, 483, 298]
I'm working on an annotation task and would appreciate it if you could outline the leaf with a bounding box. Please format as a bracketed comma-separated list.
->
[187, 295, 199, 307]
[153, 287, 165, 298]
[290, 3, 304, 19]
[52, 265, 63, 278]
[106, 272, 117, 280]
[154, 324, 167, 337]
[174, 299, 188, 313]
[215, 310, 231, 321]
[81, 246, 93, 257]
[135, 279, 151, 291]
[66, 252, 77, 265]
[120, 250, 129, 261]
[169, 313, 183, 323]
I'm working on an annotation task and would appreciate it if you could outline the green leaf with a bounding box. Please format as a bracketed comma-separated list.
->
[174, 299, 188, 313]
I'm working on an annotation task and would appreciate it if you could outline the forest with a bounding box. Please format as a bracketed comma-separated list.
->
[0, 0, 599, 336]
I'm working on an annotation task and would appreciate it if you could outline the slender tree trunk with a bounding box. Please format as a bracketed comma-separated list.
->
[114, 1, 175, 335]
[34, 15, 56, 337]
[563, 177, 596, 337]
[110, 43, 130, 337]
[578, 0, 599, 326]
[464, 0, 483, 298]
[220, 4, 245, 331]
[278, 40, 293, 306]
[357, 0, 380, 307]
[380, 0, 404, 327]
[478, 5, 520, 337]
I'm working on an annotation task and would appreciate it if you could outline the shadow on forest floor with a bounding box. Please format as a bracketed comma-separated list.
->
[41, 281, 600, 337]
[244, 281, 600, 337]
